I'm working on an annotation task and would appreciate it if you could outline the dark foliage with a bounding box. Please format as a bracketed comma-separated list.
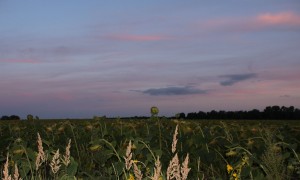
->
[186, 106, 300, 120]
[0, 115, 20, 120]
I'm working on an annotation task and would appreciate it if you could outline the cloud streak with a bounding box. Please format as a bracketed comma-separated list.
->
[0, 59, 40, 64]
[256, 12, 300, 26]
[106, 34, 169, 42]
[220, 73, 257, 86]
[141, 86, 207, 96]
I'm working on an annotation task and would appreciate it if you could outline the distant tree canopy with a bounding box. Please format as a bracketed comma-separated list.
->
[0, 115, 20, 120]
[184, 106, 300, 120]
[175, 112, 186, 119]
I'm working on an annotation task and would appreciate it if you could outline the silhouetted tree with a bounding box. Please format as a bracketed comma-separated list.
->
[178, 112, 186, 119]
[263, 106, 273, 119]
[294, 108, 300, 119]
[248, 109, 261, 119]
[186, 112, 198, 119]
[1, 116, 10, 120]
[184, 105, 300, 120]
[9, 115, 20, 120]
[197, 111, 207, 119]
[0, 115, 20, 120]
[208, 110, 218, 119]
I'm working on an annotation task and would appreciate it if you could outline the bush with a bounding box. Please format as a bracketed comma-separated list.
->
[0, 115, 20, 120]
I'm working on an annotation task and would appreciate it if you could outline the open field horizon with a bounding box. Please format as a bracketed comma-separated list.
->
[2, 105, 300, 121]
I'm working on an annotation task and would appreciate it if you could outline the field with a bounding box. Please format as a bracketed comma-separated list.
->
[1, 118, 300, 179]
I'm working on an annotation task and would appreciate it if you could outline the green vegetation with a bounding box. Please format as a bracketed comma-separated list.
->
[150, 106, 159, 118]
[26, 114, 34, 121]
[0, 118, 299, 179]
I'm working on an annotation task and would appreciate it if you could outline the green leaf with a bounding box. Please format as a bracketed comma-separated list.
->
[42, 139, 51, 147]
[26, 148, 36, 161]
[276, 134, 284, 141]
[111, 141, 117, 147]
[20, 163, 31, 178]
[290, 143, 297, 150]
[153, 150, 163, 157]
[146, 154, 153, 162]
[282, 152, 290, 159]
[113, 162, 124, 176]
[241, 166, 251, 177]
[66, 157, 78, 176]
[252, 169, 266, 180]
[59, 175, 76, 180]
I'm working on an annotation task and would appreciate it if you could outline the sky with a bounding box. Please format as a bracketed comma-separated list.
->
[1, 0, 300, 118]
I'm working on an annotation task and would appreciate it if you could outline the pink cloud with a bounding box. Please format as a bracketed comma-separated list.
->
[200, 11, 300, 33]
[107, 34, 169, 41]
[256, 12, 300, 26]
[0, 59, 40, 64]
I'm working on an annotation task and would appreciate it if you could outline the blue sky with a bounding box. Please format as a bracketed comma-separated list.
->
[1, 1, 300, 118]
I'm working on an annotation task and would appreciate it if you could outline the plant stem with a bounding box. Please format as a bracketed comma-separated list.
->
[99, 139, 122, 162]
[157, 118, 162, 151]
[21, 145, 34, 179]
[138, 140, 156, 161]
[68, 123, 81, 166]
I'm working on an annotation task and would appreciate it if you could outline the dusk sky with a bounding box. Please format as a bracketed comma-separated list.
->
[1, 1, 300, 118]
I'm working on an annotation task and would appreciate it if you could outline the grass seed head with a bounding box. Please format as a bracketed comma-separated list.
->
[167, 153, 180, 180]
[124, 140, 133, 171]
[13, 164, 20, 180]
[35, 133, 46, 171]
[50, 149, 61, 174]
[133, 163, 143, 180]
[171, 125, 179, 154]
[62, 139, 71, 166]
[181, 154, 191, 180]
[151, 156, 162, 180]
[3, 154, 11, 180]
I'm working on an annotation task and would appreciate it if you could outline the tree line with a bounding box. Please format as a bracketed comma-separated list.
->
[1, 105, 300, 120]
[178, 106, 300, 120]
[0, 114, 39, 121]
[0, 115, 20, 120]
